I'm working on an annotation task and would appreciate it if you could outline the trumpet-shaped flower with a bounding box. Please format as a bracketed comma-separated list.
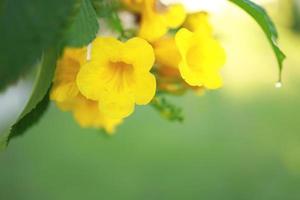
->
[51, 47, 123, 133]
[57, 95, 123, 134]
[153, 37, 181, 68]
[175, 28, 226, 89]
[183, 12, 213, 34]
[76, 37, 156, 119]
[153, 37, 204, 95]
[138, 0, 186, 42]
[50, 48, 86, 102]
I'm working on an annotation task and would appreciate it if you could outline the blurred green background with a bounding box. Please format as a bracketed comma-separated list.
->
[1, 0, 300, 199]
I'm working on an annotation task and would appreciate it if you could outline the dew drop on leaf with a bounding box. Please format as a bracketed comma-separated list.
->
[275, 81, 282, 89]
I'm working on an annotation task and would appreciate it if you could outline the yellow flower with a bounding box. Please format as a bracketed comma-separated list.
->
[153, 11, 226, 90]
[76, 37, 156, 119]
[153, 12, 215, 70]
[50, 48, 86, 102]
[183, 12, 213, 34]
[153, 37, 181, 68]
[153, 37, 204, 95]
[153, 37, 184, 94]
[57, 95, 123, 134]
[175, 28, 226, 89]
[122, 0, 144, 12]
[138, 0, 186, 42]
[51, 47, 123, 133]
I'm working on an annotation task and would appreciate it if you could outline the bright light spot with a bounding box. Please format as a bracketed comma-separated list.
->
[275, 81, 282, 88]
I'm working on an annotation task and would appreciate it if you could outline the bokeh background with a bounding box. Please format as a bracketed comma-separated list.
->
[1, 0, 300, 199]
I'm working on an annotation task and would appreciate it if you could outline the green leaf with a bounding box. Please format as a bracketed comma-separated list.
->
[9, 89, 50, 140]
[0, 48, 58, 150]
[92, 0, 125, 37]
[92, 0, 120, 18]
[229, 0, 286, 81]
[0, 0, 101, 149]
[0, 0, 78, 91]
[65, 0, 99, 47]
[107, 11, 124, 37]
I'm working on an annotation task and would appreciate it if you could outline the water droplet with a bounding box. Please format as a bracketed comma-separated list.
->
[275, 81, 282, 89]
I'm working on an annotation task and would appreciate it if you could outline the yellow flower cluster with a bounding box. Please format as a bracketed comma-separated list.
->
[154, 12, 226, 92]
[50, 48, 124, 134]
[50, 0, 226, 134]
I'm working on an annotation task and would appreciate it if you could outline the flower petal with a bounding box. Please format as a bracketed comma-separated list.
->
[164, 4, 186, 28]
[92, 37, 124, 62]
[139, 13, 168, 42]
[183, 12, 212, 34]
[139, 1, 186, 41]
[50, 82, 79, 102]
[134, 73, 156, 105]
[50, 48, 86, 102]
[124, 37, 155, 72]
[178, 62, 203, 86]
[76, 60, 107, 100]
[175, 28, 193, 59]
[175, 28, 226, 88]
[153, 37, 181, 68]
[99, 93, 135, 119]
[71, 95, 123, 132]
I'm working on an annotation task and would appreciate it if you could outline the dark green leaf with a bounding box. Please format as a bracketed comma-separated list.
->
[229, 0, 286, 81]
[0, 0, 78, 91]
[0, 48, 58, 150]
[9, 89, 50, 140]
[65, 0, 99, 47]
